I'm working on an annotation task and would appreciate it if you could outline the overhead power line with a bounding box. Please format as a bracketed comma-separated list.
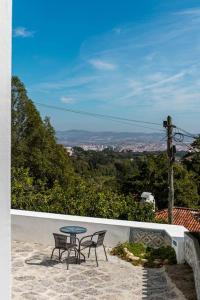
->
[175, 126, 198, 139]
[34, 102, 164, 132]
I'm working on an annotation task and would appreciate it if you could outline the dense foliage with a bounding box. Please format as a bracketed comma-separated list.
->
[11, 77, 200, 221]
[183, 138, 200, 198]
[12, 76, 73, 187]
[72, 147, 200, 209]
[111, 242, 177, 267]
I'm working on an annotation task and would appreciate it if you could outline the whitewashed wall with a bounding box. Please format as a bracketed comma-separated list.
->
[11, 210, 130, 247]
[185, 233, 200, 300]
[11, 209, 187, 263]
[0, 0, 12, 299]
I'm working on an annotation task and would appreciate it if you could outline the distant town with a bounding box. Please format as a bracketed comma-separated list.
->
[64, 143, 188, 155]
[56, 129, 189, 154]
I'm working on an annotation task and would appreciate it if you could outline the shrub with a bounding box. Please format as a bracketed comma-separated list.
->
[145, 245, 177, 265]
[111, 242, 177, 267]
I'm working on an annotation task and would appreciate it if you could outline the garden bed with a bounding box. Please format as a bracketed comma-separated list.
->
[111, 242, 177, 267]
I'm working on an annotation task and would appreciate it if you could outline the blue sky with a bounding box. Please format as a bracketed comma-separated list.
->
[13, 0, 200, 133]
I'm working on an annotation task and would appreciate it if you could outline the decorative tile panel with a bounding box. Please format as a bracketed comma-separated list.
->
[129, 228, 171, 248]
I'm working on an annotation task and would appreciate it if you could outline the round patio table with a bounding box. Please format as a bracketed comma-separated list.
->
[60, 226, 87, 263]
[60, 226, 87, 245]
[60, 226, 87, 236]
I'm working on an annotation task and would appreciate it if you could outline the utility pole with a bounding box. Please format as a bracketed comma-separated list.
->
[163, 116, 176, 224]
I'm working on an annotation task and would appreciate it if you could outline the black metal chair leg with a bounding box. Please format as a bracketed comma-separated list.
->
[94, 247, 98, 267]
[103, 245, 108, 261]
[80, 252, 86, 262]
[66, 249, 71, 270]
[88, 247, 91, 258]
[78, 253, 81, 263]
[51, 248, 56, 260]
[74, 248, 78, 264]
[78, 248, 81, 264]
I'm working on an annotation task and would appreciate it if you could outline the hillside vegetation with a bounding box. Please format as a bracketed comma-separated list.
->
[11, 77, 200, 221]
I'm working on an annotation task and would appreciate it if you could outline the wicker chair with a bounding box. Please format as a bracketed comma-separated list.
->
[51, 233, 78, 270]
[78, 230, 108, 267]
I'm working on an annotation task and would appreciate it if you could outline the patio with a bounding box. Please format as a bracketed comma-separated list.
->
[12, 240, 186, 300]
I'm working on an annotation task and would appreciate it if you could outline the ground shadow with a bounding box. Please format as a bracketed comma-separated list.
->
[165, 264, 197, 300]
[25, 253, 80, 268]
[141, 267, 169, 300]
[141, 264, 197, 300]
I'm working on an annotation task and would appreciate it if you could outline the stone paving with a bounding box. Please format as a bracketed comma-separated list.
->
[12, 240, 186, 300]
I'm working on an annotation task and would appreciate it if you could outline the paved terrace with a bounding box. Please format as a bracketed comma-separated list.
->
[12, 240, 187, 300]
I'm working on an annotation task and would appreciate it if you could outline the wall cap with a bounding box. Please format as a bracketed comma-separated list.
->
[11, 209, 187, 238]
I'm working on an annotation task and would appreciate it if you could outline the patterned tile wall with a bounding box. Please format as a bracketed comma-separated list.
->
[129, 228, 171, 248]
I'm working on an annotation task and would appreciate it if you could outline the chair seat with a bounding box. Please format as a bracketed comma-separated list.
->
[80, 240, 96, 247]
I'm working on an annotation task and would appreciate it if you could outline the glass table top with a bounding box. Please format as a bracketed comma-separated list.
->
[60, 226, 87, 235]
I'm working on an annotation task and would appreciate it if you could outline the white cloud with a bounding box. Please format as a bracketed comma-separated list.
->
[145, 52, 157, 62]
[89, 59, 117, 71]
[60, 96, 75, 104]
[176, 7, 200, 16]
[144, 71, 186, 89]
[32, 75, 98, 92]
[113, 27, 122, 34]
[13, 27, 34, 38]
[126, 71, 186, 98]
[147, 72, 165, 82]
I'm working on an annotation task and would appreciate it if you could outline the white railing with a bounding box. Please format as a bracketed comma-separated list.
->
[11, 209, 187, 263]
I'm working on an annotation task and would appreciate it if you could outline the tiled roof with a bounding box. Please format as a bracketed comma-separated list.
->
[155, 207, 200, 232]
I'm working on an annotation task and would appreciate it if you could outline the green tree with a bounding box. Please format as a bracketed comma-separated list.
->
[12, 76, 73, 188]
[115, 153, 199, 209]
[183, 135, 200, 202]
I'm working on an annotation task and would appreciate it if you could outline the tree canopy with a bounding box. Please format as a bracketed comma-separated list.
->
[12, 76, 73, 187]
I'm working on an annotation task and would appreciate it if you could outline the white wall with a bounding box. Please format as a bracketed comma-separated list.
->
[11, 210, 130, 247]
[185, 233, 200, 300]
[0, 0, 12, 299]
[11, 210, 187, 263]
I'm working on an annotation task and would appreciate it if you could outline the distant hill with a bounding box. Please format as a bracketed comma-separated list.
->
[56, 130, 164, 146]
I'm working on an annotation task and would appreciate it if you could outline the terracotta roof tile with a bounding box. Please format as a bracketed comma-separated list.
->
[155, 207, 200, 232]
